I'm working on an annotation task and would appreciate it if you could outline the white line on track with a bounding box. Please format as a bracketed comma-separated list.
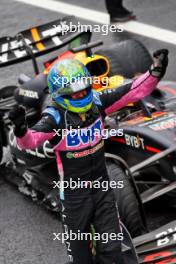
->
[16, 0, 176, 45]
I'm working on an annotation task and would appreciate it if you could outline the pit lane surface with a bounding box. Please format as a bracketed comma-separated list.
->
[0, 0, 176, 263]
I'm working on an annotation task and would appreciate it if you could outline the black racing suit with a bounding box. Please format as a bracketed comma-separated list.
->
[16, 72, 159, 264]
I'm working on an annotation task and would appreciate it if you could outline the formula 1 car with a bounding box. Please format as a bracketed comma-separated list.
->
[92, 220, 176, 264]
[0, 16, 175, 241]
[134, 220, 176, 263]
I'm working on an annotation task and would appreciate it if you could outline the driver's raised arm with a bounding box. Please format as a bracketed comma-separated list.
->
[95, 49, 168, 116]
[8, 106, 60, 149]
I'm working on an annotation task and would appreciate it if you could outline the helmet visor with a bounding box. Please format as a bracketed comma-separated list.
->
[70, 77, 92, 92]
[54, 76, 92, 96]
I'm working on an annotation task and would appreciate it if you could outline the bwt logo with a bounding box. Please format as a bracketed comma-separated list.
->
[66, 119, 103, 147]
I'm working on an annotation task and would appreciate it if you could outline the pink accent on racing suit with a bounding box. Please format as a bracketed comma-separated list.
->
[17, 129, 55, 149]
[105, 71, 158, 115]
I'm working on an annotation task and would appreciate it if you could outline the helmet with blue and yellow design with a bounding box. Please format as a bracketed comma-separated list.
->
[47, 59, 93, 113]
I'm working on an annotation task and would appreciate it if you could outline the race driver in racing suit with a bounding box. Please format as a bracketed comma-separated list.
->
[9, 49, 168, 264]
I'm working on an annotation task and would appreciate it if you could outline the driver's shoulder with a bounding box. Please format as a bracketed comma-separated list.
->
[42, 106, 61, 125]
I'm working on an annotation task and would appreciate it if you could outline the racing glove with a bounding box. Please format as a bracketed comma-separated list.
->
[150, 49, 169, 79]
[8, 105, 27, 137]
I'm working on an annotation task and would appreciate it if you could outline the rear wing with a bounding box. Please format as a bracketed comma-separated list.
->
[0, 16, 91, 69]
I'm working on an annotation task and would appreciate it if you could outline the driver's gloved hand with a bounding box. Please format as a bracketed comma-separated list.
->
[150, 49, 169, 79]
[8, 105, 27, 137]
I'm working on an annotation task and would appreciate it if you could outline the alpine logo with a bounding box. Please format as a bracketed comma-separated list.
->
[8, 129, 55, 158]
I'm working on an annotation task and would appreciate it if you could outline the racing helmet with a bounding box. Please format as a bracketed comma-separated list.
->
[47, 59, 93, 113]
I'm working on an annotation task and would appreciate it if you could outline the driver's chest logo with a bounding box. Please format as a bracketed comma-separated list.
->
[66, 118, 103, 147]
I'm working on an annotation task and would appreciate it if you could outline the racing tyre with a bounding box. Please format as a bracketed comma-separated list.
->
[97, 39, 153, 78]
[106, 160, 145, 237]
[0, 86, 17, 163]
[0, 85, 17, 98]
